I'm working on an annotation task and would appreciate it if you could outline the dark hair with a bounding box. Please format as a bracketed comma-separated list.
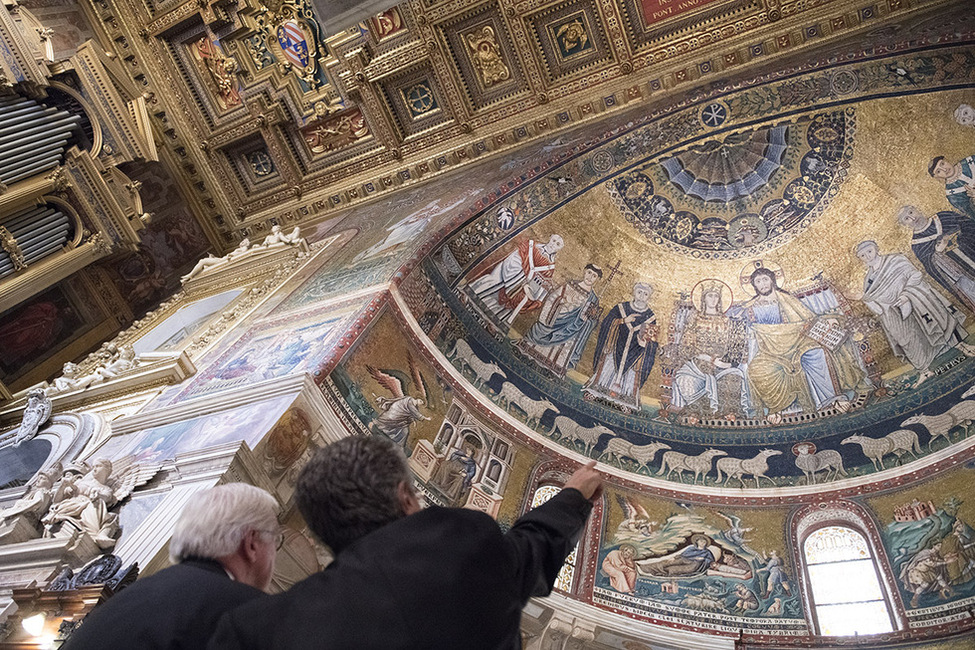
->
[295, 435, 412, 552]
[583, 263, 603, 278]
[749, 267, 778, 290]
[928, 156, 946, 177]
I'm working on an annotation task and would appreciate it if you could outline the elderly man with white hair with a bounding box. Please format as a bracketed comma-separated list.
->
[63, 483, 280, 650]
[468, 233, 565, 324]
[852, 239, 970, 382]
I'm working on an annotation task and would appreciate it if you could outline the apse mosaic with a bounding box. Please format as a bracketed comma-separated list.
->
[389, 45, 975, 488]
[866, 463, 975, 620]
[324, 308, 536, 522]
[609, 109, 853, 257]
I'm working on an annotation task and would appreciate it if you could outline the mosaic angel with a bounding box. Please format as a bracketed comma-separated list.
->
[366, 354, 432, 450]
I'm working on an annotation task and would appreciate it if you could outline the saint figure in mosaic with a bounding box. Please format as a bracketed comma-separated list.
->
[670, 280, 748, 417]
[583, 281, 658, 411]
[521, 263, 602, 377]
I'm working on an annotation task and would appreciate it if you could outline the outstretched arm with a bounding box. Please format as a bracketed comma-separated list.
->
[503, 462, 602, 602]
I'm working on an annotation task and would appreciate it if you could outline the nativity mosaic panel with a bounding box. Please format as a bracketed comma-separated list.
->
[391, 45, 975, 489]
[594, 490, 806, 634]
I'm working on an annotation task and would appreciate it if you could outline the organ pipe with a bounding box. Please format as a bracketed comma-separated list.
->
[0, 204, 73, 279]
[0, 93, 82, 185]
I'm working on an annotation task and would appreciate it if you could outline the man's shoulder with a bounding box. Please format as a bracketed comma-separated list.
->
[413, 505, 500, 530]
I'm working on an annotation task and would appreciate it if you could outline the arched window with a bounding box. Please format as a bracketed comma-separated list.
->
[803, 525, 894, 636]
[530, 484, 576, 592]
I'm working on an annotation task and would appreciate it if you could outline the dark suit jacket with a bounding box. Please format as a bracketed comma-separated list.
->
[63, 558, 264, 650]
[209, 488, 593, 650]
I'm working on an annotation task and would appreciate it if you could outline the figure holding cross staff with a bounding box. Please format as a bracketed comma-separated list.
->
[520, 260, 622, 378]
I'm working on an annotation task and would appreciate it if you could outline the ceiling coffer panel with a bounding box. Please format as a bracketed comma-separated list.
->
[437, 3, 530, 111]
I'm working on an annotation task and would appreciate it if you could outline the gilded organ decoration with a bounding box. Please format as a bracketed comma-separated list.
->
[300, 108, 370, 155]
[190, 37, 241, 112]
[0, 225, 26, 272]
[464, 25, 510, 89]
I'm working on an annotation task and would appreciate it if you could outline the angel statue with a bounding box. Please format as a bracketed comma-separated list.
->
[615, 494, 655, 539]
[3, 388, 52, 448]
[41, 456, 161, 550]
[0, 463, 62, 529]
[366, 353, 432, 450]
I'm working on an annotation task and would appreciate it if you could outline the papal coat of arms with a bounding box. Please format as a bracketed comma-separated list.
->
[276, 19, 312, 69]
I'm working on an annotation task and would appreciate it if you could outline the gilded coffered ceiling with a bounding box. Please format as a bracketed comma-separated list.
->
[72, 0, 964, 250]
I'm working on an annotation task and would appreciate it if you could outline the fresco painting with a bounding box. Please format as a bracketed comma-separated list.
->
[0, 284, 89, 383]
[97, 393, 296, 463]
[868, 464, 975, 615]
[106, 161, 210, 313]
[174, 302, 359, 400]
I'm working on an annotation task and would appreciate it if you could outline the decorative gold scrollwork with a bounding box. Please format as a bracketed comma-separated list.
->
[0, 226, 27, 271]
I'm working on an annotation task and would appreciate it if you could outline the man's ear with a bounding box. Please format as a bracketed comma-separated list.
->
[396, 480, 421, 516]
[241, 528, 262, 562]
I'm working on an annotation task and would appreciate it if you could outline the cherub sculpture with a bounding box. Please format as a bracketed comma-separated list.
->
[93, 345, 138, 381]
[0, 463, 62, 529]
[44, 362, 91, 395]
[366, 352, 432, 449]
[41, 456, 161, 549]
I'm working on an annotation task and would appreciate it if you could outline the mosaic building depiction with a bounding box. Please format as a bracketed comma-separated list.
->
[2, 0, 975, 647]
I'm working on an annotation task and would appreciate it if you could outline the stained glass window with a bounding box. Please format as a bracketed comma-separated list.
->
[803, 526, 893, 636]
[531, 485, 576, 592]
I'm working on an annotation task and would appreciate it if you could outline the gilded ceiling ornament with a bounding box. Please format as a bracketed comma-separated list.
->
[248, 150, 275, 176]
[555, 19, 588, 55]
[465, 26, 510, 88]
[252, 0, 324, 88]
[300, 107, 369, 154]
[191, 36, 241, 111]
[370, 8, 404, 39]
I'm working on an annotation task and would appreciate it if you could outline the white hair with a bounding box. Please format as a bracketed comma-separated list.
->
[169, 483, 279, 563]
[897, 205, 923, 226]
[955, 103, 974, 125]
[856, 240, 878, 253]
